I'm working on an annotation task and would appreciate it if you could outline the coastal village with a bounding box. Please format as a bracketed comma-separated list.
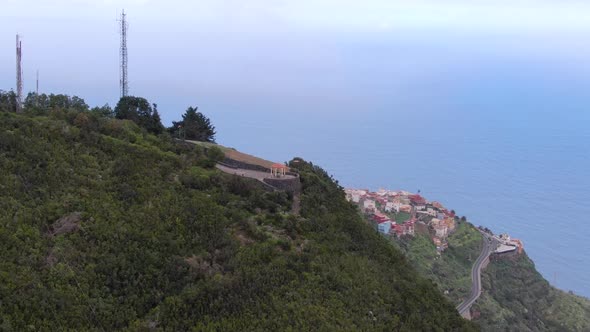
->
[345, 188, 523, 254]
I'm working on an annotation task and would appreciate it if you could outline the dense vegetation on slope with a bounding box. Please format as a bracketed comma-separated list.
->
[0, 111, 475, 331]
[393, 221, 483, 305]
[473, 252, 590, 332]
[389, 216, 590, 331]
[289, 160, 477, 331]
[169, 107, 216, 142]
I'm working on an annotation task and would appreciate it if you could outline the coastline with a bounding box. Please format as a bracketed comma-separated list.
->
[345, 186, 589, 301]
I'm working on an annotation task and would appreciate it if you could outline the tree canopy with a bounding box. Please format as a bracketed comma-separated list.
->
[170, 106, 216, 142]
[0, 90, 17, 113]
[0, 109, 476, 331]
[23, 93, 89, 112]
[0, 91, 91, 114]
[114, 96, 164, 135]
[90, 104, 114, 118]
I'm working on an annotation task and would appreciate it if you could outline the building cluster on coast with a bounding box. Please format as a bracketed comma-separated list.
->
[345, 188, 458, 251]
[345, 188, 525, 254]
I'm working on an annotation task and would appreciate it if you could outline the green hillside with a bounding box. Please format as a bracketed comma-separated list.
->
[0, 111, 476, 331]
[394, 220, 483, 306]
[474, 252, 590, 331]
[391, 217, 590, 331]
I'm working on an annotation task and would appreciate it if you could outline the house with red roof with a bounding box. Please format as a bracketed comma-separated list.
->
[373, 214, 393, 235]
[409, 194, 426, 205]
[392, 224, 404, 237]
[431, 201, 444, 210]
[271, 163, 289, 177]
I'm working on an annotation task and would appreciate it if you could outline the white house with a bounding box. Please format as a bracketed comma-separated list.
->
[434, 225, 448, 238]
[344, 189, 366, 203]
[414, 204, 426, 211]
[384, 201, 399, 213]
[405, 222, 415, 236]
[363, 199, 376, 211]
[426, 208, 437, 216]
[377, 189, 388, 196]
[351, 193, 362, 203]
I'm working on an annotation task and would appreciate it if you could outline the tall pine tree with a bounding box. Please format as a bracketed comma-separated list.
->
[171, 106, 216, 142]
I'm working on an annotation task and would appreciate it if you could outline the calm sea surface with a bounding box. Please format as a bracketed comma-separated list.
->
[213, 53, 590, 298]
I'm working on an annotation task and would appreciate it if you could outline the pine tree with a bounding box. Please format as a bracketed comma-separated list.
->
[171, 106, 216, 142]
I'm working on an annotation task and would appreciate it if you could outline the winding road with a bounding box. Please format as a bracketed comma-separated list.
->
[456, 230, 498, 319]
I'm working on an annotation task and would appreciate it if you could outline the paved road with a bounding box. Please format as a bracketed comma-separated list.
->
[456, 230, 498, 317]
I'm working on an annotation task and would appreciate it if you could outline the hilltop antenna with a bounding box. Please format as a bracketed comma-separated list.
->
[36, 70, 39, 106]
[118, 10, 129, 98]
[16, 34, 23, 113]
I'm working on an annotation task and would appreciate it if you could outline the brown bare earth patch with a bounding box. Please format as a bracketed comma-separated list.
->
[295, 239, 309, 254]
[223, 149, 275, 169]
[50, 212, 82, 236]
[234, 229, 255, 246]
[186, 140, 276, 169]
[45, 249, 58, 267]
[415, 221, 430, 236]
[184, 254, 223, 277]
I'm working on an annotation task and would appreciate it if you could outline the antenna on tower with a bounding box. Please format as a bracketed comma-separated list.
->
[16, 34, 23, 113]
[36, 69, 39, 106]
[118, 10, 129, 98]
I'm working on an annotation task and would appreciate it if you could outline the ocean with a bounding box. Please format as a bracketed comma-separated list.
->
[211, 34, 590, 298]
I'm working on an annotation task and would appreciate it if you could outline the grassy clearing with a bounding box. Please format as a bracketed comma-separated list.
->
[394, 211, 411, 223]
[185, 140, 233, 152]
[186, 140, 278, 169]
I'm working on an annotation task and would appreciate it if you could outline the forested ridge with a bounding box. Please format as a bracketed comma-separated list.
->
[474, 252, 590, 331]
[0, 108, 476, 331]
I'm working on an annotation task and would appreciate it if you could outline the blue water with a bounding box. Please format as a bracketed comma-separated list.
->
[209, 33, 590, 298]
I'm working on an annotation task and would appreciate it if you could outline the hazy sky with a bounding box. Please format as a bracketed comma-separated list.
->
[2, 0, 590, 126]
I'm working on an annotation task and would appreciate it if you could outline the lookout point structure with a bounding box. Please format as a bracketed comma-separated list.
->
[271, 163, 289, 177]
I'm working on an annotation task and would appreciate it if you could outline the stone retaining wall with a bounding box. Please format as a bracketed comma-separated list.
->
[263, 177, 301, 193]
[222, 157, 270, 173]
